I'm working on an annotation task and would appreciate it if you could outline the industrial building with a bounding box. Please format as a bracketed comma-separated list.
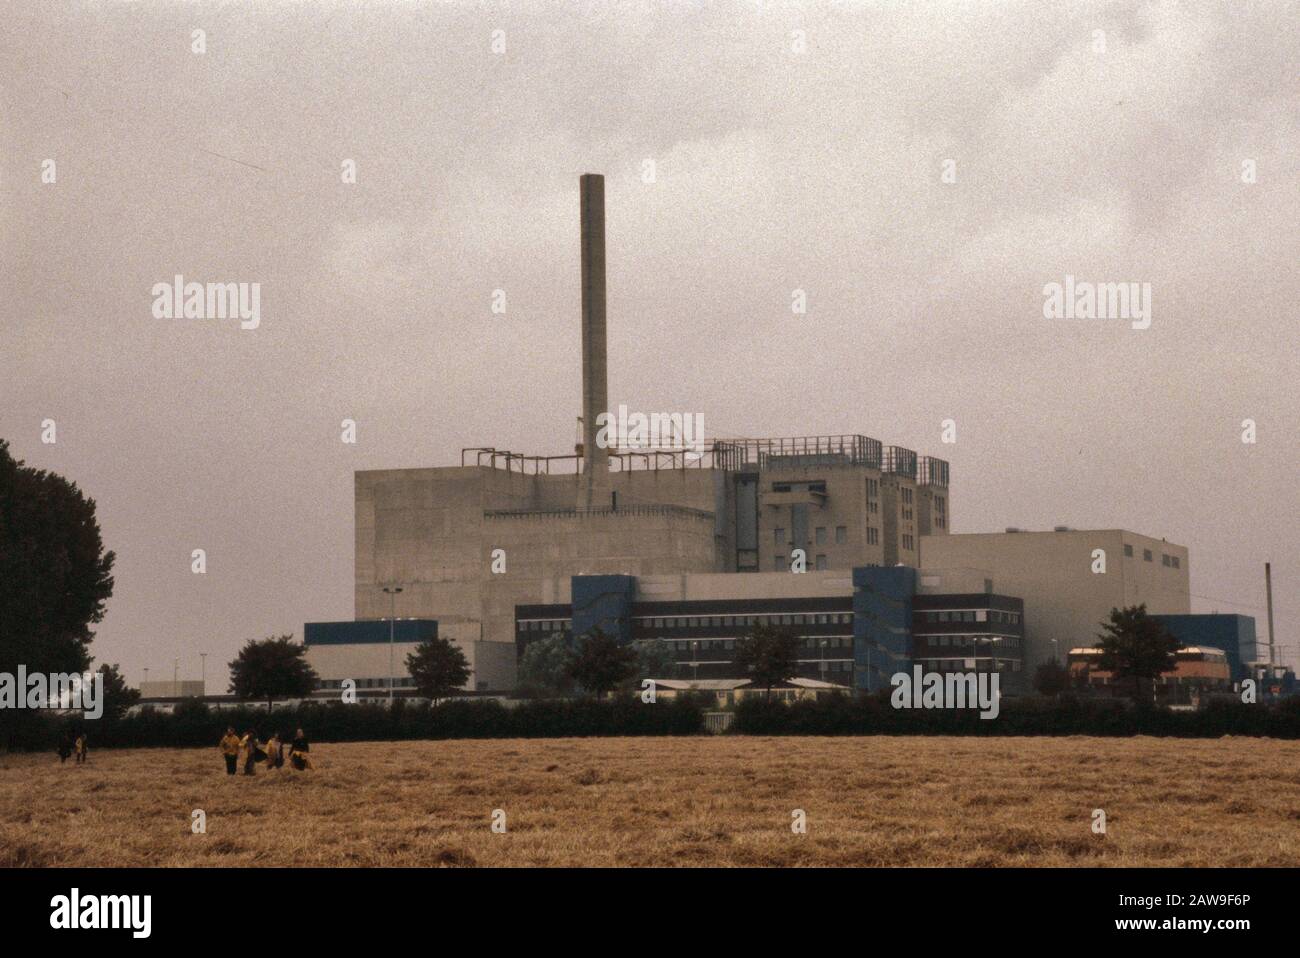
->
[301, 174, 1274, 700]
[515, 567, 1025, 693]
[919, 528, 1191, 673]
[307, 174, 953, 693]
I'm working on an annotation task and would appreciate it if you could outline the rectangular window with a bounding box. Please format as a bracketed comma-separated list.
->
[867, 527, 879, 545]
[774, 555, 785, 571]
[774, 528, 785, 546]
[1172, 556, 1180, 569]
[1143, 549, 1153, 562]
[835, 526, 847, 544]
[815, 554, 828, 570]
[1124, 544, 1134, 557]
[815, 527, 827, 545]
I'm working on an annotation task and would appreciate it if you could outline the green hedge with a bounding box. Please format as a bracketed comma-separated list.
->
[6, 692, 1299, 752]
[4, 694, 707, 751]
[730, 692, 1300, 737]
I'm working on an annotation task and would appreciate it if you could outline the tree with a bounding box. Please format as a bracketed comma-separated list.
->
[517, 631, 576, 697]
[733, 622, 800, 700]
[228, 634, 318, 708]
[567, 628, 636, 698]
[1094, 604, 1182, 704]
[1033, 658, 1070, 697]
[94, 663, 140, 721]
[406, 635, 471, 703]
[0, 439, 115, 677]
[626, 638, 677, 689]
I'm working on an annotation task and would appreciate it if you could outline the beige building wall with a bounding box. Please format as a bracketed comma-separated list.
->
[919, 530, 1190, 670]
[304, 632, 515, 693]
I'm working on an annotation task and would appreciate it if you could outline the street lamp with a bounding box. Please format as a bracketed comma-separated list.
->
[691, 640, 700, 685]
[819, 638, 829, 688]
[200, 653, 207, 694]
[382, 585, 404, 704]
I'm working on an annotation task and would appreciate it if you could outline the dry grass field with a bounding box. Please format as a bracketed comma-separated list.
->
[2, 736, 1297, 867]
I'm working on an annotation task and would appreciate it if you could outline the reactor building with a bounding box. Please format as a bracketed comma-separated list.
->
[304, 174, 1217, 698]
[305, 173, 953, 692]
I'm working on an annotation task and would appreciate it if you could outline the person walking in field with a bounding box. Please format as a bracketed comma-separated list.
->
[220, 726, 241, 775]
[73, 733, 88, 764]
[289, 728, 312, 770]
[57, 731, 73, 764]
[240, 729, 262, 776]
[264, 732, 284, 770]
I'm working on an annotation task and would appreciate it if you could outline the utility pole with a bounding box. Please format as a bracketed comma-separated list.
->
[200, 653, 207, 693]
[382, 585, 404, 704]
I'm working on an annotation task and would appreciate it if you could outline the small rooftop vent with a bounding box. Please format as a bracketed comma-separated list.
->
[1053, 525, 1071, 532]
[1005, 527, 1022, 533]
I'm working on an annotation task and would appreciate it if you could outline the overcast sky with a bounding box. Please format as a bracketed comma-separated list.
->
[2, 0, 1296, 688]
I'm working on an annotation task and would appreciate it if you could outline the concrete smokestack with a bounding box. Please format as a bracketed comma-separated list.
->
[1265, 562, 1276, 666]
[580, 173, 609, 509]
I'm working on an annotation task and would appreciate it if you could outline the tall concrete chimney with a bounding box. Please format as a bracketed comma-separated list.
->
[1265, 562, 1276, 666]
[579, 173, 609, 510]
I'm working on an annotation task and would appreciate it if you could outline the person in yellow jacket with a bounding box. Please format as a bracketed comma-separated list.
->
[219, 727, 241, 776]
[74, 733, 88, 765]
[240, 729, 262, 776]
[264, 732, 285, 770]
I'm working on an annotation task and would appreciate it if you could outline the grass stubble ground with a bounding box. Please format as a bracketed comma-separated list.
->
[1, 736, 1297, 867]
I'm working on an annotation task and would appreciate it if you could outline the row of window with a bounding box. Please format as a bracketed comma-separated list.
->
[518, 619, 573, 632]
[774, 525, 854, 547]
[920, 635, 1023, 650]
[921, 609, 1020, 624]
[1123, 544, 1182, 568]
[664, 637, 854, 655]
[639, 612, 853, 630]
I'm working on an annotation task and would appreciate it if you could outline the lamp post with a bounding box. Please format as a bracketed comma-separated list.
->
[143, 667, 149, 691]
[691, 640, 700, 686]
[200, 653, 207, 694]
[819, 638, 828, 689]
[173, 658, 179, 696]
[382, 586, 403, 704]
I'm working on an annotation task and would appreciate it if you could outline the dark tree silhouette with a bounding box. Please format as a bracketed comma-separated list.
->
[406, 634, 471, 703]
[0, 439, 115, 677]
[1033, 658, 1070, 697]
[228, 634, 318, 708]
[1094, 604, 1182, 703]
[567, 628, 636, 697]
[733, 622, 800, 700]
[95, 663, 140, 720]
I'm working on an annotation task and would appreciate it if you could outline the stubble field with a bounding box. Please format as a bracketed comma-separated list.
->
[2, 736, 1297, 867]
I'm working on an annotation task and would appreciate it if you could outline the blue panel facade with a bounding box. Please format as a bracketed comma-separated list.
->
[571, 575, 636, 645]
[852, 566, 917, 692]
[304, 619, 438, 646]
[1154, 614, 1257, 683]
